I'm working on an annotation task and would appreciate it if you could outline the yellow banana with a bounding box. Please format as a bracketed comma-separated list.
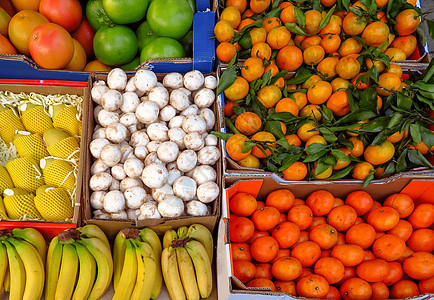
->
[185, 240, 213, 298]
[45, 237, 63, 300]
[0, 242, 8, 291]
[77, 224, 110, 250]
[162, 247, 186, 300]
[113, 240, 137, 300]
[3, 266, 9, 292]
[176, 247, 200, 300]
[3, 240, 25, 300]
[139, 228, 162, 299]
[72, 243, 96, 300]
[177, 226, 189, 240]
[12, 228, 47, 265]
[113, 229, 127, 290]
[187, 224, 214, 262]
[163, 229, 178, 249]
[9, 238, 44, 300]
[55, 243, 78, 300]
[131, 241, 157, 300]
[77, 237, 113, 300]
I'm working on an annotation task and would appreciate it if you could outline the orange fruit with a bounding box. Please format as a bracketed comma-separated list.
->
[333, 147, 351, 170]
[300, 104, 322, 121]
[262, 16, 282, 33]
[387, 219, 413, 242]
[224, 76, 249, 101]
[266, 26, 291, 50]
[238, 18, 255, 31]
[306, 190, 334, 217]
[0, 7, 11, 37]
[352, 162, 374, 180]
[303, 45, 325, 65]
[390, 35, 417, 58]
[336, 55, 360, 80]
[280, 5, 295, 24]
[251, 42, 271, 60]
[338, 37, 362, 56]
[83, 60, 111, 72]
[302, 74, 322, 89]
[246, 278, 276, 291]
[320, 34, 341, 54]
[347, 137, 364, 157]
[384, 47, 407, 62]
[366, 58, 386, 73]
[390, 280, 419, 298]
[250, 235, 279, 263]
[292, 241, 322, 267]
[241, 57, 264, 82]
[285, 134, 302, 147]
[408, 203, 434, 229]
[11, 0, 40, 11]
[231, 242, 252, 261]
[63, 38, 86, 71]
[230, 216, 255, 242]
[304, 10, 322, 35]
[237, 154, 261, 169]
[364, 141, 395, 165]
[309, 224, 338, 250]
[230, 192, 257, 217]
[386, 63, 403, 79]
[256, 85, 282, 108]
[331, 77, 350, 92]
[266, 189, 295, 212]
[8, 9, 48, 56]
[297, 120, 319, 142]
[251, 131, 276, 158]
[216, 42, 238, 63]
[373, 234, 406, 261]
[249, 27, 267, 46]
[403, 252, 434, 280]
[276, 45, 303, 72]
[326, 90, 350, 116]
[361, 21, 390, 47]
[368, 207, 400, 231]
[395, 9, 420, 36]
[275, 97, 299, 116]
[319, 15, 342, 35]
[272, 257, 302, 281]
[383, 193, 414, 218]
[250, 0, 270, 14]
[214, 20, 234, 43]
[226, 0, 247, 13]
[235, 112, 262, 136]
[282, 161, 308, 181]
[346, 223, 376, 249]
[296, 274, 329, 298]
[233, 259, 256, 283]
[220, 6, 242, 29]
[342, 12, 367, 35]
[305, 135, 326, 149]
[376, 73, 401, 97]
[406, 229, 434, 252]
[356, 259, 390, 283]
[287, 205, 313, 231]
[300, 35, 322, 51]
[291, 92, 308, 110]
[340, 277, 373, 299]
[307, 80, 332, 105]
[332, 244, 364, 267]
[226, 133, 251, 161]
[0, 34, 17, 54]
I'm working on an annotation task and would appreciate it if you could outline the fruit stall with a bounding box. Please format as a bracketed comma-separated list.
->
[0, 0, 433, 299]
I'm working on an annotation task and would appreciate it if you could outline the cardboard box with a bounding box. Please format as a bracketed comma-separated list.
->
[82, 73, 222, 240]
[0, 3, 215, 79]
[0, 79, 88, 239]
[217, 64, 434, 183]
[217, 174, 434, 299]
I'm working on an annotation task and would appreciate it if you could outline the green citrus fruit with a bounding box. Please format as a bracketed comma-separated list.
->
[102, 0, 149, 24]
[147, 0, 193, 40]
[121, 57, 140, 71]
[179, 30, 193, 57]
[140, 37, 185, 63]
[93, 24, 138, 66]
[86, 0, 113, 31]
[136, 21, 158, 51]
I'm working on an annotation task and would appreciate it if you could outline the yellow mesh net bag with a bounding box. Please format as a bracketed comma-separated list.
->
[6, 157, 45, 193]
[41, 159, 75, 193]
[34, 187, 73, 221]
[13, 133, 49, 162]
[20, 104, 53, 135]
[0, 108, 26, 143]
[52, 105, 80, 137]
[0, 196, 9, 220]
[3, 192, 42, 220]
[47, 136, 80, 160]
[0, 165, 13, 194]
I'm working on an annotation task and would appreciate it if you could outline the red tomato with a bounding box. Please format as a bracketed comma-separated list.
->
[39, 0, 82, 32]
[71, 17, 95, 59]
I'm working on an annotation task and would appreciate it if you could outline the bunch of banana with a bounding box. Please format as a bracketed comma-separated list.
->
[162, 224, 214, 300]
[0, 227, 46, 300]
[45, 224, 112, 300]
[113, 227, 162, 300]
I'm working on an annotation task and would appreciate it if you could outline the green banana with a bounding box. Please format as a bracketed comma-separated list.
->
[177, 226, 189, 239]
[72, 243, 96, 300]
[77, 224, 110, 250]
[3, 240, 25, 300]
[45, 237, 63, 300]
[163, 230, 178, 249]
[185, 240, 213, 298]
[161, 247, 186, 300]
[8, 238, 44, 300]
[113, 229, 127, 290]
[12, 228, 47, 265]
[0, 242, 8, 291]
[139, 228, 162, 299]
[77, 237, 113, 300]
[176, 247, 200, 300]
[131, 241, 157, 300]
[187, 224, 214, 262]
[113, 240, 138, 300]
[55, 243, 78, 300]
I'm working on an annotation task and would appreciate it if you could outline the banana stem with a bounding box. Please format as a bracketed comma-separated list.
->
[120, 227, 140, 239]
[58, 229, 81, 244]
[171, 237, 189, 248]
[0, 230, 12, 240]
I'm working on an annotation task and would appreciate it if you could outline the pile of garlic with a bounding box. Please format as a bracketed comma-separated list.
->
[89, 68, 220, 220]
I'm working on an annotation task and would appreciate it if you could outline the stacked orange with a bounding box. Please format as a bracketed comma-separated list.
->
[229, 188, 434, 298]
